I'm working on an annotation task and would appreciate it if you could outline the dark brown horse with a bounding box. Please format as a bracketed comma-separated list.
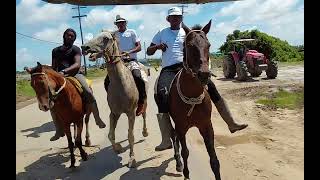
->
[169, 20, 221, 180]
[26, 62, 91, 168]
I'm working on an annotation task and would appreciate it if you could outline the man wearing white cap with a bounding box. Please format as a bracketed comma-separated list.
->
[147, 7, 248, 151]
[104, 15, 147, 116]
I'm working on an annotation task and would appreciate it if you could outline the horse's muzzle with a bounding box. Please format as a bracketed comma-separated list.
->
[197, 71, 210, 85]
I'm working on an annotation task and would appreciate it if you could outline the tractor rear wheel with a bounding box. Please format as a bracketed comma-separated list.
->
[223, 56, 236, 78]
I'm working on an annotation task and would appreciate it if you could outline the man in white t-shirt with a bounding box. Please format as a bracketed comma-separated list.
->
[147, 7, 248, 151]
[104, 15, 147, 116]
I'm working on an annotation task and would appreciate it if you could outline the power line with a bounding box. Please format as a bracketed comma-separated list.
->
[16, 32, 62, 45]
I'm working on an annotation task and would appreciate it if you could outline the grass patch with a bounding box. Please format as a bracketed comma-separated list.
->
[85, 68, 107, 79]
[16, 79, 35, 97]
[256, 88, 304, 109]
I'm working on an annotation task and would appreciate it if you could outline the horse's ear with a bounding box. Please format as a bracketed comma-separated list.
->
[24, 67, 32, 74]
[37, 62, 42, 67]
[182, 22, 191, 35]
[202, 20, 212, 35]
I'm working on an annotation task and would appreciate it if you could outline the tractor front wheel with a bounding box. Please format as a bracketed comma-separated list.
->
[266, 60, 278, 79]
[236, 61, 249, 81]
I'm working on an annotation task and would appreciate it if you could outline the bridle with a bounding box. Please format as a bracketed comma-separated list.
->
[183, 30, 208, 77]
[31, 72, 66, 104]
[102, 38, 126, 64]
[176, 29, 208, 116]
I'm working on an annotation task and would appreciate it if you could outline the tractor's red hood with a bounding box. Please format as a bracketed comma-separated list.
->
[246, 50, 264, 58]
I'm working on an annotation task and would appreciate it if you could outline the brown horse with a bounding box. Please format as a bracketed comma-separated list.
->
[26, 62, 91, 168]
[168, 21, 221, 180]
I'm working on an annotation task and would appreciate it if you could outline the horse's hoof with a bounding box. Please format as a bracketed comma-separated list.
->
[82, 153, 88, 161]
[176, 165, 183, 172]
[142, 130, 148, 137]
[128, 157, 137, 168]
[184, 178, 190, 180]
[113, 143, 123, 154]
[69, 164, 76, 168]
[85, 139, 91, 147]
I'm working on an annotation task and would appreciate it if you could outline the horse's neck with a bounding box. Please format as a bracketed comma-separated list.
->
[106, 60, 129, 85]
[105, 40, 133, 89]
[47, 71, 65, 91]
[179, 68, 204, 96]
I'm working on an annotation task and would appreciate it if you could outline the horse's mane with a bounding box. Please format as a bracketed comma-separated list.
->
[192, 24, 202, 30]
[29, 64, 54, 75]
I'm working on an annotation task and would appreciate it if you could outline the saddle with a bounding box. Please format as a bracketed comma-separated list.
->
[66, 76, 92, 95]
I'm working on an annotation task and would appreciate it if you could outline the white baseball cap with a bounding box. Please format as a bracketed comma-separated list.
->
[167, 7, 182, 16]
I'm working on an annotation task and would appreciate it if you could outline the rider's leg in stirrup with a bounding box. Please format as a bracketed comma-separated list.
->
[132, 69, 147, 116]
[75, 73, 106, 129]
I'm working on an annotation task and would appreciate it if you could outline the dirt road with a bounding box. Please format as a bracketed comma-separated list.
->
[16, 65, 304, 180]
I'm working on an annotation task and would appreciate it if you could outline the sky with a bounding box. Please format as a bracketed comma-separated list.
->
[16, 0, 304, 71]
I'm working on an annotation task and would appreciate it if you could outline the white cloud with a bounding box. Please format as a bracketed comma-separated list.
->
[16, 0, 71, 25]
[83, 5, 145, 28]
[16, 48, 33, 63]
[34, 24, 69, 44]
[85, 33, 93, 41]
[210, 0, 303, 51]
[16, 48, 35, 70]
[185, 4, 202, 15]
[139, 24, 145, 30]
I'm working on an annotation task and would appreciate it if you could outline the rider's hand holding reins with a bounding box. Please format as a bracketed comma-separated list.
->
[157, 43, 168, 52]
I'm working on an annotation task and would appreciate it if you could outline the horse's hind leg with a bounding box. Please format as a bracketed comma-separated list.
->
[142, 111, 148, 137]
[177, 131, 190, 179]
[127, 112, 137, 168]
[75, 120, 88, 161]
[108, 112, 122, 153]
[199, 126, 221, 180]
[73, 123, 77, 142]
[171, 129, 183, 172]
[65, 126, 76, 168]
[84, 112, 91, 146]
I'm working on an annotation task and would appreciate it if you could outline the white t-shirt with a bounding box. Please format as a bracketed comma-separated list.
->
[151, 27, 185, 68]
[115, 29, 140, 59]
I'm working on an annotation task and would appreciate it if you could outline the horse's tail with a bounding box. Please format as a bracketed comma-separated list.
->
[104, 76, 109, 93]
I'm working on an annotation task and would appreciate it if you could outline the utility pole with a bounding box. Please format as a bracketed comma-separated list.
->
[144, 42, 147, 61]
[72, 5, 87, 75]
[178, 4, 188, 20]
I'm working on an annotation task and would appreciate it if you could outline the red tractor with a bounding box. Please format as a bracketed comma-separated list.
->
[222, 39, 278, 81]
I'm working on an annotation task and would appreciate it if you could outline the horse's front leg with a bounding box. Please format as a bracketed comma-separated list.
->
[64, 125, 76, 168]
[84, 111, 91, 146]
[75, 120, 88, 161]
[171, 128, 183, 172]
[108, 112, 122, 153]
[199, 126, 221, 180]
[142, 111, 148, 137]
[127, 112, 137, 168]
[177, 131, 190, 179]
